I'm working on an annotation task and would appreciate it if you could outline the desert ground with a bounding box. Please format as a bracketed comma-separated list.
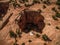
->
[0, 0, 60, 45]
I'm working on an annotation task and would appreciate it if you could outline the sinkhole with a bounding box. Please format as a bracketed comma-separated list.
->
[0, 2, 9, 19]
[18, 9, 45, 33]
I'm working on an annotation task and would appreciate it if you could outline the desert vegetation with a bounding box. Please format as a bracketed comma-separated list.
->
[42, 34, 52, 41]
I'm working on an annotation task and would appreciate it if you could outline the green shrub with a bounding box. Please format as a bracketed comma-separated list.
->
[52, 15, 58, 20]
[16, 29, 22, 38]
[28, 40, 32, 42]
[38, 9, 42, 13]
[9, 0, 15, 3]
[56, 26, 60, 29]
[9, 30, 17, 38]
[52, 13, 60, 20]
[36, 34, 40, 38]
[48, 23, 51, 26]
[25, 4, 30, 7]
[52, 7, 57, 12]
[43, 5, 46, 9]
[21, 43, 25, 45]
[33, 0, 40, 4]
[56, 0, 60, 5]
[42, 34, 51, 41]
[25, 3, 34, 7]
[22, 0, 28, 2]
[56, 13, 60, 18]
[13, 42, 18, 45]
[43, 0, 51, 5]
[16, 29, 21, 35]
[44, 43, 47, 45]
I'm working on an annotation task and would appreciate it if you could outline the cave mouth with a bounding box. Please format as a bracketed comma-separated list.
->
[0, 2, 9, 19]
[18, 10, 45, 33]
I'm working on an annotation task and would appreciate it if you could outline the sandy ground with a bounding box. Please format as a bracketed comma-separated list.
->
[0, 0, 60, 45]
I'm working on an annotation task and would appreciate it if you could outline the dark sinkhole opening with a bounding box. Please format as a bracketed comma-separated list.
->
[18, 9, 45, 33]
[0, 2, 9, 19]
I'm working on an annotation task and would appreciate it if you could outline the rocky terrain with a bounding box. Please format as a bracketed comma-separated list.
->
[0, 0, 60, 45]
